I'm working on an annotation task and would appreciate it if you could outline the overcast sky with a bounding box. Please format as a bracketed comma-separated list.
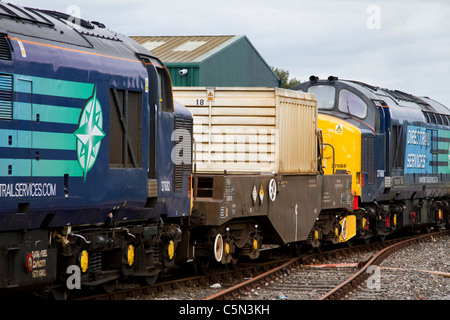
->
[9, 0, 450, 106]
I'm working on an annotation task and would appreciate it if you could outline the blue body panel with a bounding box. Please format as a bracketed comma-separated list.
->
[157, 111, 191, 218]
[0, 11, 192, 231]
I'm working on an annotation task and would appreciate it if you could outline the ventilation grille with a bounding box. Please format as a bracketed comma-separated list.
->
[173, 116, 193, 192]
[0, 74, 13, 120]
[0, 35, 11, 60]
[361, 135, 374, 184]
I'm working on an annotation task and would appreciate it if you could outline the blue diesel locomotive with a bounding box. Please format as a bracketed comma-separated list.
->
[294, 76, 450, 243]
[0, 4, 192, 297]
[2, 2, 449, 299]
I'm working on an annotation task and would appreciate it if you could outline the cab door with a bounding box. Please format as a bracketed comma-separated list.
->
[374, 100, 392, 190]
[139, 55, 158, 181]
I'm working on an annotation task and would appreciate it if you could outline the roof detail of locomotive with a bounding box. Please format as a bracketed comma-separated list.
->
[341, 79, 450, 115]
[0, 3, 153, 60]
[294, 76, 450, 127]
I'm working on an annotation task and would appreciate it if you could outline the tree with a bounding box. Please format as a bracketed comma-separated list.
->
[271, 67, 301, 89]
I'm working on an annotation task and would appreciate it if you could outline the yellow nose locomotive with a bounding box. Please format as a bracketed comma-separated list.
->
[294, 76, 450, 242]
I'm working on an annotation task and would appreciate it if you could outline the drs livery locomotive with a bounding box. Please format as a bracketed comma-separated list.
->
[0, 3, 192, 297]
[293, 76, 450, 241]
[1, 3, 449, 299]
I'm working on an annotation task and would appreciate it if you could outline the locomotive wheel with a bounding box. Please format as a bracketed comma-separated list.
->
[290, 242, 303, 257]
[51, 285, 71, 300]
[226, 255, 240, 270]
[98, 280, 117, 294]
[313, 243, 323, 253]
[194, 257, 211, 275]
[311, 229, 323, 252]
[142, 274, 159, 286]
[345, 238, 354, 247]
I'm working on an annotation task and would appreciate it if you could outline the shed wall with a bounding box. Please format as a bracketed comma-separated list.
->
[199, 37, 280, 87]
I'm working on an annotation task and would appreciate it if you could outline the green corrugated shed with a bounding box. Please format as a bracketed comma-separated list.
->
[131, 35, 281, 87]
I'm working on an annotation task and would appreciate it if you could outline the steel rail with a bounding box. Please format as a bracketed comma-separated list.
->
[319, 230, 450, 300]
[76, 257, 292, 300]
[203, 257, 300, 300]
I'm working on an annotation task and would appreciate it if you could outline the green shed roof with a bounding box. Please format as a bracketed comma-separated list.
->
[132, 35, 240, 62]
[131, 35, 280, 87]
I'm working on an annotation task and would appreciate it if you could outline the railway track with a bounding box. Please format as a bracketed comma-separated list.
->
[347, 232, 450, 300]
[75, 256, 291, 300]
[205, 229, 450, 300]
[75, 229, 449, 301]
[228, 261, 361, 300]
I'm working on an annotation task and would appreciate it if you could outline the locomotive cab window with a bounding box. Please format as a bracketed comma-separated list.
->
[157, 67, 174, 113]
[391, 125, 404, 169]
[338, 89, 367, 119]
[307, 85, 335, 110]
[109, 89, 143, 168]
[375, 106, 384, 133]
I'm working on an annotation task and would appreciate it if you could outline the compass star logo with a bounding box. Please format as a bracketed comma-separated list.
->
[73, 86, 105, 181]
